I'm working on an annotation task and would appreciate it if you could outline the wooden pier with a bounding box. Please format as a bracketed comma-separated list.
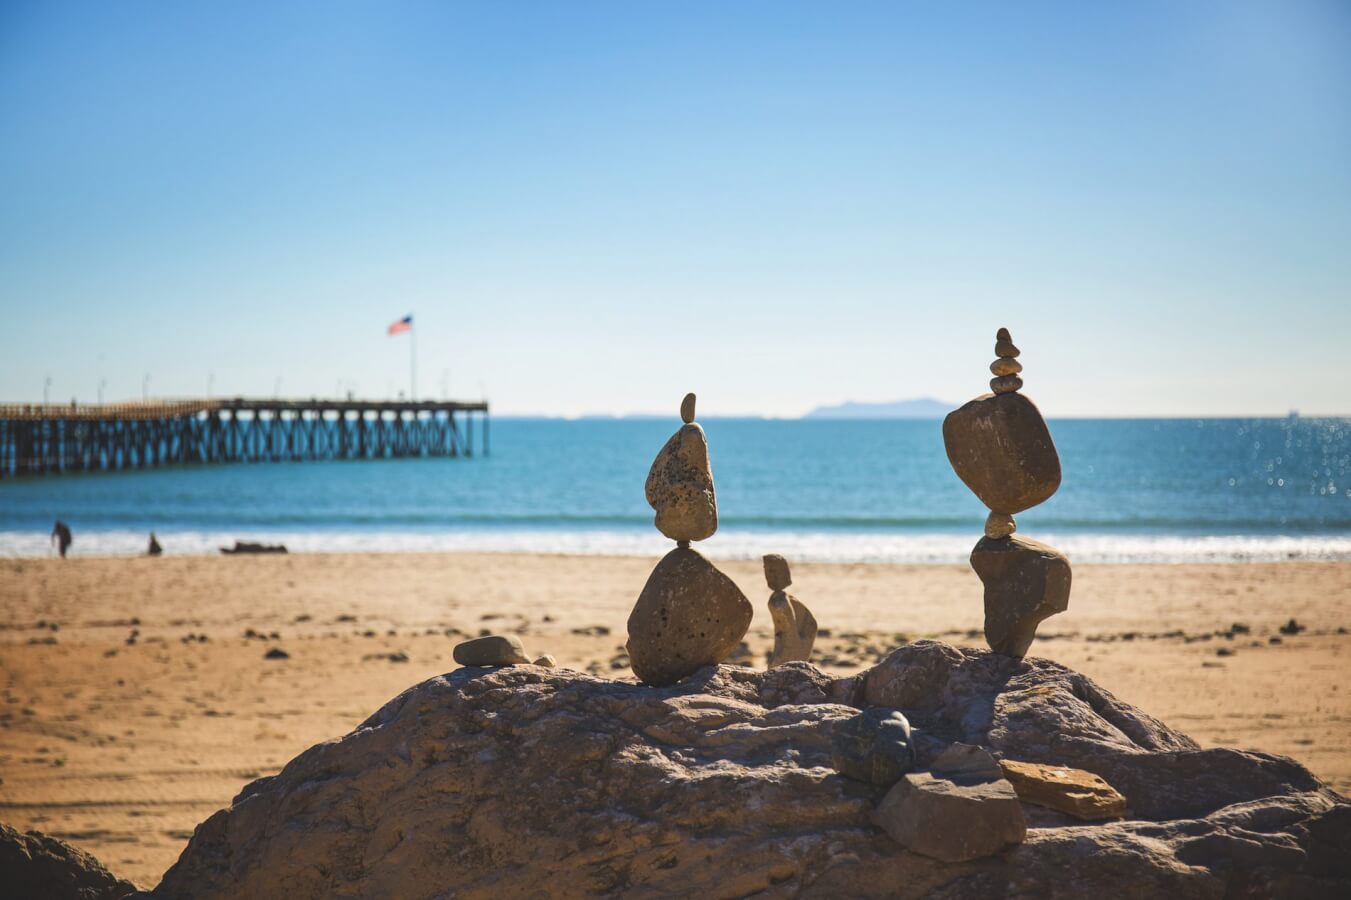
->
[0, 398, 490, 478]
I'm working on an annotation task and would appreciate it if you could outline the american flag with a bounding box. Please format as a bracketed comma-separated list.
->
[387, 315, 413, 336]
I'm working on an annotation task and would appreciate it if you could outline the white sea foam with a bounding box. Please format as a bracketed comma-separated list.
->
[3, 529, 1350, 564]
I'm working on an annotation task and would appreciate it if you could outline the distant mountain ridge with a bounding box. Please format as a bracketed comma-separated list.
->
[802, 398, 951, 419]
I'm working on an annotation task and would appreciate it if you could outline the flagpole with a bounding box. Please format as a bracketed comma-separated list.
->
[410, 315, 417, 401]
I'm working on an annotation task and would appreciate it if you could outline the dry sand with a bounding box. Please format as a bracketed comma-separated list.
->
[1, 552, 1348, 887]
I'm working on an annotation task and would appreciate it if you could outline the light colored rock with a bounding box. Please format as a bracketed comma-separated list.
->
[990, 357, 1023, 377]
[831, 707, 914, 785]
[872, 767, 1026, 861]
[155, 640, 1351, 899]
[990, 374, 1024, 394]
[942, 391, 1061, 514]
[768, 591, 817, 667]
[626, 546, 751, 686]
[645, 422, 717, 542]
[452, 634, 530, 667]
[762, 553, 792, 591]
[532, 654, 557, 668]
[999, 759, 1128, 820]
[984, 511, 1016, 539]
[970, 535, 1072, 657]
[932, 742, 1003, 781]
[680, 391, 696, 424]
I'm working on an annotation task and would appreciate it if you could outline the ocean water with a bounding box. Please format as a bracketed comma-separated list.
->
[1, 418, 1348, 563]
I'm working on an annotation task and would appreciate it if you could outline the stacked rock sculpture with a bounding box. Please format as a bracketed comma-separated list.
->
[626, 394, 753, 686]
[942, 328, 1071, 657]
[763, 554, 817, 667]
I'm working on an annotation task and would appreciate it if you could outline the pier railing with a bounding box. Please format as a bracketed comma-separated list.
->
[0, 398, 489, 478]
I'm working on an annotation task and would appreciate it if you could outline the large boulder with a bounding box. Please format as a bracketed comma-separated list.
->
[155, 643, 1350, 899]
[0, 822, 141, 900]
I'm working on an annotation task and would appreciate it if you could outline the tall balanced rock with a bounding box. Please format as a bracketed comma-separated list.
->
[764, 554, 817, 667]
[627, 394, 751, 686]
[943, 329, 1070, 657]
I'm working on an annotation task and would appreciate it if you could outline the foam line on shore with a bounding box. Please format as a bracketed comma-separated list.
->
[4, 529, 1351, 564]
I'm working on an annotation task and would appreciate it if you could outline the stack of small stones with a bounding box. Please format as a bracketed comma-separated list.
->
[763, 554, 817, 668]
[942, 328, 1071, 657]
[625, 394, 753, 686]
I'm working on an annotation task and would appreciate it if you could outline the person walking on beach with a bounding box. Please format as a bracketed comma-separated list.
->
[51, 520, 72, 558]
[148, 532, 163, 556]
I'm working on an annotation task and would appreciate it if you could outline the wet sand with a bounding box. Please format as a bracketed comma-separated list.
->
[1, 553, 1348, 887]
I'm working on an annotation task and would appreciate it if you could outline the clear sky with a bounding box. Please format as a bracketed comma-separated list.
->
[2, 1, 1348, 417]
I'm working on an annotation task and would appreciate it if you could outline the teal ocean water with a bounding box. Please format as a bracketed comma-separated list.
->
[1, 418, 1348, 563]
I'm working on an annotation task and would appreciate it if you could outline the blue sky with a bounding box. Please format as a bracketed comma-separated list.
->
[2, 1, 1348, 416]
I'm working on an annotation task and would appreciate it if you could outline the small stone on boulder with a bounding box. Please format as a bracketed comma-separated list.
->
[943, 391, 1060, 514]
[989, 357, 1023, 377]
[984, 511, 1016, 539]
[645, 422, 718, 543]
[999, 759, 1128, 820]
[768, 591, 817, 667]
[533, 654, 557, 668]
[762, 553, 792, 591]
[971, 535, 1072, 657]
[453, 634, 530, 667]
[680, 391, 697, 424]
[990, 374, 1024, 394]
[626, 546, 751, 686]
[831, 707, 915, 786]
[872, 751, 1027, 861]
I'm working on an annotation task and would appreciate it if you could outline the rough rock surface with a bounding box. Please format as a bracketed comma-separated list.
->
[971, 534, 1072, 657]
[831, 707, 915, 786]
[626, 546, 752, 686]
[942, 391, 1061, 515]
[1, 822, 141, 900]
[1000, 759, 1128, 820]
[762, 553, 793, 591]
[645, 422, 717, 542]
[156, 641, 1351, 899]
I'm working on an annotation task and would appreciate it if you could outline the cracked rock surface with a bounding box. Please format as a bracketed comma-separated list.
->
[154, 640, 1350, 899]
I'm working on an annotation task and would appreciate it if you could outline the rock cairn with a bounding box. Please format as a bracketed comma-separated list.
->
[942, 328, 1071, 657]
[764, 553, 817, 667]
[626, 394, 753, 686]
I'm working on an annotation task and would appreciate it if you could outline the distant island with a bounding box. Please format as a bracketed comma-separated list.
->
[802, 398, 952, 419]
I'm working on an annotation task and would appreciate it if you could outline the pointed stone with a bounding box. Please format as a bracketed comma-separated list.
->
[626, 546, 751, 686]
[970, 535, 1072, 657]
[943, 391, 1061, 514]
[767, 591, 816, 667]
[645, 423, 717, 542]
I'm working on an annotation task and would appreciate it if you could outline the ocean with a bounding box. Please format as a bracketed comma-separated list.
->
[1, 417, 1348, 563]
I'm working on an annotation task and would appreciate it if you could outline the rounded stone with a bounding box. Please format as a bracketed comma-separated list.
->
[971, 534, 1072, 658]
[995, 327, 1020, 358]
[943, 391, 1061, 514]
[990, 358, 1023, 377]
[762, 553, 792, 591]
[626, 546, 752, 686]
[985, 512, 1016, 539]
[680, 392, 696, 424]
[645, 423, 717, 542]
[990, 375, 1023, 394]
[453, 635, 530, 667]
[830, 707, 915, 786]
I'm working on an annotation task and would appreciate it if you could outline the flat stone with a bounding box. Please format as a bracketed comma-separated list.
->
[831, 708, 915, 786]
[932, 742, 1003, 781]
[970, 535, 1072, 657]
[645, 423, 717, 542]
[984, 512, 1016, 539]
[990, 357, 1023, 377]
[533, 654, 557, 668]
[454, 634, 530, 667]
[762, 553, 792, 591]
[872, 768, 1026, 861]
[942, 391, 1061, 514]
[626, 546, 751, 686]
[990, 374, 1023, 394]
[1000, 759, 1128, 820]
[767, 591, 816, 667]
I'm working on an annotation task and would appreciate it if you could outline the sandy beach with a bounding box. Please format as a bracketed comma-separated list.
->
[1, 552, 1348, 887]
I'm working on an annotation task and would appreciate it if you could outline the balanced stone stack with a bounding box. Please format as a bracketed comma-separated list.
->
[942, 328, 1071, 657]
[763, 553, 817, 667]
[626, 394, 753, 686]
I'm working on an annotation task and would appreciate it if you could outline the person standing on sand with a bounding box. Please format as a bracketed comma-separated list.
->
[51, 520, 72, 558]
[148, 532, 163, 556]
